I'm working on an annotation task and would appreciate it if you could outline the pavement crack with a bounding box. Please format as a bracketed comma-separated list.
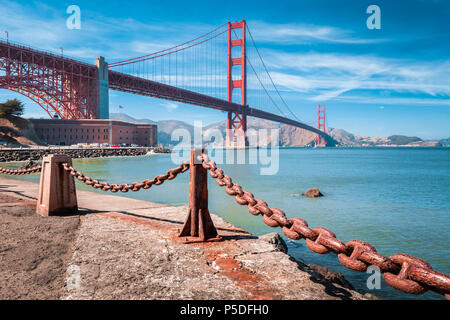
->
[233, 245, 280, 259]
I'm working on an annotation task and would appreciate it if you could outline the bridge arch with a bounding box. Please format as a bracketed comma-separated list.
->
[0, 40, 98, 120]
[0, 85, 77, 119]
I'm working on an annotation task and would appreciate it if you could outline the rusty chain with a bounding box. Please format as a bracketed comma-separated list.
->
[61, 161, 190, 193]
[199, 152, 450, 299]
[0, 165, 42, 175]
[2, 153, 448, 298]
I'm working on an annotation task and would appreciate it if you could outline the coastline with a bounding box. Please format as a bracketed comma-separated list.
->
[0, 146, 172, 162]
[0, 175, 367, 300]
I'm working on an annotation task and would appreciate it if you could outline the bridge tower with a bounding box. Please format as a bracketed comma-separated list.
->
[226, 20, 248, 148]
[317, 104, 326, 147]
[95, 56, 110, 119]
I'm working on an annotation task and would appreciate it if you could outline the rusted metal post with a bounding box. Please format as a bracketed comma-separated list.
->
[179, 149, 221, 242]
[36, 154, 78, 216]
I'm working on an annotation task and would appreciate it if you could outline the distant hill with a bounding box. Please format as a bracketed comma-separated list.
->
[110, 113, 192, 146]
[109, 113, 443, 148]
[279, 125, 316, 146]
[0, 115, 44, 146]
[387, 135, 422, 145]
[439, 138, 450, 147]
[204, 118, 280, 146]
[109, 113, 156, 124]
[157, 120, 195, 146]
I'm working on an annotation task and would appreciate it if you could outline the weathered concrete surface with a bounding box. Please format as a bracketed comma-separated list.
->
[0, 176, 366, 300]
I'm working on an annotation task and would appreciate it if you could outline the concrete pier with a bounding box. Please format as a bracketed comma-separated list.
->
[0, 176, 366, 300]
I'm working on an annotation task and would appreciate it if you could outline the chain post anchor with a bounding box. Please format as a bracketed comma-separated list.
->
[36, 154, 78, 216]
[178, 149, 222, 243]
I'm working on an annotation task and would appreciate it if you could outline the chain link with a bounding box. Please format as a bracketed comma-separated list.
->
[61, 161, 190, 193]
[0, 165, 42, 175]
[199, 152, 450, 299]
[2, 153, 448, 298]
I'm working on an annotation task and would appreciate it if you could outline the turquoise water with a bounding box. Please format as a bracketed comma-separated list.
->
[4, 147, 449, 300]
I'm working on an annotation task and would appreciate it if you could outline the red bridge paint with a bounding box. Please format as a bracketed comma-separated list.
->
[226, 20, 248, 148]
[317, 104, 326, 147]
[0, 40, 97, 119]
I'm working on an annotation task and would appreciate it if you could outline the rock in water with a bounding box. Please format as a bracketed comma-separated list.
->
[259, 232, 288, 253]
[302, 188, 324, 198]
[19, 159, 38, 169]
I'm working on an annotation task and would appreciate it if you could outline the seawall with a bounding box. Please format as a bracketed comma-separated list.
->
[0, 146, 171, 162]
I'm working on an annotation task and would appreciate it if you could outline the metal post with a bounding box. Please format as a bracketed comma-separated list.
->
[36, 154, 78, 216]
[178, 149, 221, 243]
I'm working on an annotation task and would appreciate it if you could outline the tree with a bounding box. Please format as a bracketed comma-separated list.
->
[0, 99, 25, 118]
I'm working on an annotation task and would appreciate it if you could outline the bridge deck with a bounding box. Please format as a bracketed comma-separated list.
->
[109, 71, 335, 144]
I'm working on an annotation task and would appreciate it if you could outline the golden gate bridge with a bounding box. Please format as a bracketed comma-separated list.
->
[0, 20, 334, 147]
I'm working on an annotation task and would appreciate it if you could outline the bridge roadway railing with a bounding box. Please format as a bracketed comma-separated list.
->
[108, 70, 335, 145]
[0, 149, 449, 299]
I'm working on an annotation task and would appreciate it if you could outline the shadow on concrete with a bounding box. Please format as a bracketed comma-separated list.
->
[0, 183, 255, 241]
[0, 185, 38, 201]
[74, 207, 257, 241]
[287, 256, 355, 300]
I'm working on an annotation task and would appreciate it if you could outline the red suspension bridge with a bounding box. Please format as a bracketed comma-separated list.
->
[0, 20, 335, 147]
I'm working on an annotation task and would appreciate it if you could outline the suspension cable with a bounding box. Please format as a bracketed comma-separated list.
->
[246, 24, 302, 122]
[232, 29, 288, 118]
[110, 23, 228, 67]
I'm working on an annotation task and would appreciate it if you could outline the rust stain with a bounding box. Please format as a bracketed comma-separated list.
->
[204, 247, 280, 300]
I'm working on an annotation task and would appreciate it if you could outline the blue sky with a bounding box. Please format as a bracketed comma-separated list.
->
[0, 0, 449, 139]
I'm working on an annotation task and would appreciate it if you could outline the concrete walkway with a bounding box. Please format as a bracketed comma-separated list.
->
[0, 176, 366, 300]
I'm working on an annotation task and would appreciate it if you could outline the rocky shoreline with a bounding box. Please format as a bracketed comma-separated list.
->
[0, 146, 171, 162]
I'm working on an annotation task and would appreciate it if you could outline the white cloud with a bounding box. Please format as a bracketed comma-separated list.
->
[1, 1, 448, 112]
[163, 102, 178, 112]
[247, 21, 388, 44]
[0, 1, 221, 62]
[334, 95, 450, 106]
[259, 51, 450, 101]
